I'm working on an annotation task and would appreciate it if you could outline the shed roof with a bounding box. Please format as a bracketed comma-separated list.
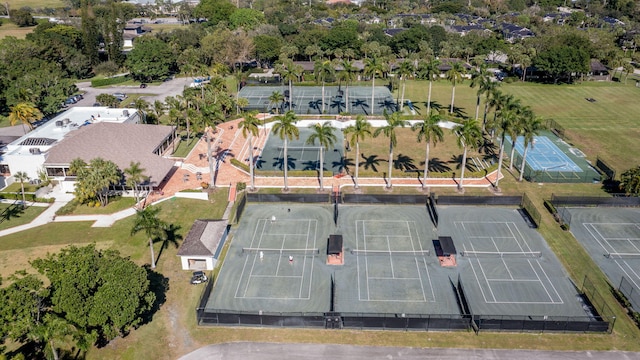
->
[178, 219, 229, 257]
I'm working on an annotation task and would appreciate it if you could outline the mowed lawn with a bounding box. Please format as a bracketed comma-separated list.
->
[398, 80, 640, 175]
[0, 19, 36, 39]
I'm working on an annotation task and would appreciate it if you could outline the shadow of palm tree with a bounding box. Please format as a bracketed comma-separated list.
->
[450, 105, 468, 118]
[421, 157, 452, 173]
[273, 156, 297, 171]
[140, 265, 169, 327]
[1, 204, 24, 223]
[301, 159, 320, 171]
[421, 100, 443, 113]
[378, 99, 398, 113]
[478, 136, 497, 156]
[393, 153, 418, 171]
[352, 99, 369, 115]
[156, 224, 183, 265]
[361, 153, 382, 172]
[330, 98, 345, 113]
[255, 157, 267, 169]
[332, 156, 348, 173]
[308, 99, 322, 114]
[449, 154, 479, 172]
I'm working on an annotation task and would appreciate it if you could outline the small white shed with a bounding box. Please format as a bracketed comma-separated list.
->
[177, 219, 228, 271]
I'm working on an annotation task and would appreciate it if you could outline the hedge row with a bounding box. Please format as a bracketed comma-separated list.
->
[91, 76, 129, 87]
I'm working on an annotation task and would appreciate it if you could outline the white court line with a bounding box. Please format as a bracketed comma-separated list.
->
[510, 222, 536, 253]
[237, 219, 268, 298]
[303, 220, 318, 299]
[616, 261, 640, 287]
[387, 235, 395, 278]
[528, 259, 563, 304]
[356, 220, 361, 301]
[501, 257, 514, 280]
[468, 258, 492, 303]
[474, 258, 498, 303]
[364, 220, 371, 301]
[252, 275, 303, 278]
[585, 223, 617, 253]
[407, 221, 429, 302]
[368, 276, 421, 280]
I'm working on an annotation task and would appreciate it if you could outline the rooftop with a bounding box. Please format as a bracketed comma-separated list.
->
[178, 220, 229, 257]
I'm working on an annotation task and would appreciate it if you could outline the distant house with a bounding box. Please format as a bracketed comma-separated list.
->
[438, 58, 473, 78]
[501, 23, 534, 43]
[602, 16, 624, 27]
[178, 219, 229, 270]
[588, 59, 610, 81]
[123, 24, 152, 49]
[448, 24, 490, 36]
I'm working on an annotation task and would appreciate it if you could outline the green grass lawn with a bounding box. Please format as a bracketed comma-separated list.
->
[172, 133, 200, 158]
[0, 19, 36, 39]
[69, 196, 136, 215]
[5, 0, 65, 9]
[0, 203, 46, 230]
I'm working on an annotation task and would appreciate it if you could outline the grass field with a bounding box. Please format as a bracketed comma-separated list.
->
[0, 19, 36, 39]
[0, 203, 46, 230]
[5, 0, 65, 10]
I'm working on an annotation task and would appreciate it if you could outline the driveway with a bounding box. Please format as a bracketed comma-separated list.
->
[74, 76, 193, 107]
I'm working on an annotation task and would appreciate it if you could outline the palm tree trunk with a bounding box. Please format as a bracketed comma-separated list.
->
[149, 237, 156, 269]
[345, 81, 350, 113]
[475, 95, 480, 122]
[400, 79, 406, 111]
[207, 131, 215, 187]
[354, 141, 360, 189]
[509, 138, 517, 170]
[289, 80, 293, 112]
[321, 81, 325, 113]
[319, 147, 324, 191]
[495, 137, 505, 188]
[427, 81, 433, 114]
[450, 84, 456, 114]
[20, 181, 26, 209]
[387, 142, 393, 189]
[283, 138, 289, 190]
[482, 101, 489, 132]
[518, 144, 529, 182]
[249, 134, 255, 190]
[50, 340, 59, 360]
[371, 76, 375, 115]
[459, 146, 468, 191]
[423, 143, 430, 188]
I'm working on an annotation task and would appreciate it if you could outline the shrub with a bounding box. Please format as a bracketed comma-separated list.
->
[56, 201, 78, 215]
[543, 199, 557, 215]
[201, 182, 210, 189]
[91, 76, 129, 87]
[230, 158, 249, 172]
[236, 182, 246, 191]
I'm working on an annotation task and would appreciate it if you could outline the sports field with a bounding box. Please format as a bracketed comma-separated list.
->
[438, 206, 588, 318]
[565, 207, 640, 309]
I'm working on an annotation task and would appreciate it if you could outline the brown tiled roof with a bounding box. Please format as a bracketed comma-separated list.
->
[177, 219, 228, 256]
[44, 122, 175, 186]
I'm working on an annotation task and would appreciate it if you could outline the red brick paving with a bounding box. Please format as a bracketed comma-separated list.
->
[148, 117, 503, 203]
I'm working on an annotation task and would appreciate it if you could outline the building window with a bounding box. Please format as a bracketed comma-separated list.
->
[46, 167, 66, 177]
[0, 164, 10, 175]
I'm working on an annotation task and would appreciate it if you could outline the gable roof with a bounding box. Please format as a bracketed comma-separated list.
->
[178, 219, 229, 257]
[44, 122, 175, 186]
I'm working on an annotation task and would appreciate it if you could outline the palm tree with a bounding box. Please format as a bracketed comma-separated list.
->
[364, 56, 386, 115]
[14, 171, 29, 209]
[124, 161, 148, 207]
[508, 106, 528, 171]
[314, 59, 335, 114]
[493, 107, 517, 189]
[446, 61, 466, 114]
[306, 122, 337, 191]
[277, 60, 303, 112]
[239, 112, 261, 191]
[339, 59, 357, 113]
[271, 111, 299, 191]
[469, 64, 492, 122]
[268, 91, 285, 114]
[30, 314, 72, 360]
[418, 58, 440, 115]
[518, 115, 545, 182]
[343, 115, 372, 189]
[133, 98, 150, 122]
[397, 59, 414, 111]
[453, 119, 482, 191]
[9, 102, 43, 134]
[412, 111, 444, 188]
[480, 78, 500, 131]
[374, 110, 410, 189]
[131, 206, 167, 269]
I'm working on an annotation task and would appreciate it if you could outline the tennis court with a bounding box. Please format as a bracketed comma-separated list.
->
[566, 207, 640, 309]
[238, 85, 396, 115]
[438, 206, 588, 317]
[506, 131, 602, 183]
[256, 126, 344, 173]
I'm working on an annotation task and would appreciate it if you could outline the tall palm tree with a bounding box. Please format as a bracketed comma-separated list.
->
[339, 59, 357, 113]
[124, 161, 148, 207]
[493, 107, 517, 189]
[508, 106, 528, 171]
[397, 59, 414, 111]
[239, 112, 261, 191]
[412, 110, 444, 188]
[518, 115, 545, 182]
[446, 61, 466, 114]
[271, 111, 299, 191]
[9, 102, 43, 134]
[453, 119, 482, 191]
[343, 115, 372, 189]
[268, 91, 285, 114]
[364, 55, 386, 115]
[131, 205, 167, 269]
[480, 78, 500, 131]
[418, 58, 440, 115]
[374, 110, 410, 189]
[306, 122, 337, 191]
[277, 60, 303, 112]
[314, 59, 335, 114]
[469, 64, 492, 122]
[14, 171, 30, 209]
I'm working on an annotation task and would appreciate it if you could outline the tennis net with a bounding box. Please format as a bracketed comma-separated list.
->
[242, 247, 320, 255]
[276, 146, 322, 152]
[604, 252, 640, 259]
[350, 249, 430, 256]
[461, 250, 542, 258]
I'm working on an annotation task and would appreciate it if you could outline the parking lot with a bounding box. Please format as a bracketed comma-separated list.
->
[72, 77, 193, 108]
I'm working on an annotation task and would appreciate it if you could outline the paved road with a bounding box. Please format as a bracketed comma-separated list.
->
[74, 76, 193, 108]
[178, 342, 640, 360]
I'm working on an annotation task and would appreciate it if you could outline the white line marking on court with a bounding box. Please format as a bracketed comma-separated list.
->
[407, 221, 429, 302]
[368, 277, 421, 280]
[355, 220, 362, 301]
[468, 258, 491, 303]
[474, 258, 498, 303]
[363, 220, 371, 301]
[616, 261, 640, 288]
[251, 275, 303, 278]
[584, 223, 617, 253]
[387, 236, 396, 278]
[528, 259, 563, 304]
[237, 219, 267, 298]
[305, 220, 318, 300]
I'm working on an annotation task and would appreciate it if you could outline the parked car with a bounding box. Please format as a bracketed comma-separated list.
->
[93, 102, 101, 107]
[113, 92, 127, 100]
[139, 83, 147, 88]
[190, 271, 208, 285]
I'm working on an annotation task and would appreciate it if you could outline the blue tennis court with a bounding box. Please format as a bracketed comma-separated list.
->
[509, 136, 581, 172]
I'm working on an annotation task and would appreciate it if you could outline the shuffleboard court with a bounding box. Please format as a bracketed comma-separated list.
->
[566, 207, 640, 309]
[438, 206, 588, 317]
